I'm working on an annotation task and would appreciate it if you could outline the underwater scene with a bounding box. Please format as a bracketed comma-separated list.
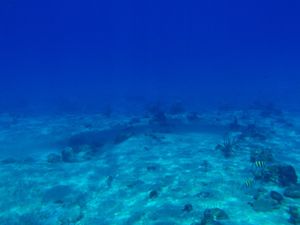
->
[1, 0, 300, 224]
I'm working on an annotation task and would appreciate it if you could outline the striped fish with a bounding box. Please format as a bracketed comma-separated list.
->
[244, 178, 255, 188]
[254, 160, 265, 168]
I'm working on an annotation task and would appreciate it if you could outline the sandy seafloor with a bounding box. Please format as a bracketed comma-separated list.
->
[1, 108, 300, 225]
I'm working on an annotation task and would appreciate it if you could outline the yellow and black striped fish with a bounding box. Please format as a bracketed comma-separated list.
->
[254, 160, 265, 168]
[244, 178, 255, 188]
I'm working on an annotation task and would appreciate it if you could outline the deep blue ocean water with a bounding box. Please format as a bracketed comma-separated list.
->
[1, 0, 300, 113]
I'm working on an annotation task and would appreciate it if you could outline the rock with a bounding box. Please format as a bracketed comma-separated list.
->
[169, 101, 185, 115]
[183, 204, 193, 213]
[284, 185, 300, 199]
[270, 191, 284, 203]
[278, 165, 297, 186]
[200, 208, 229, 225]
[289, 206, 299, 217]
[61, 146, 93, 163]
[1, 157, 17, 164]
[289, 215, 300, 224]
[149, 190, 159, 199]
[147, 165, 157, 171]
[61, 147, 76, 162]
[61, 205, 83, 223]
[250, 196, 280, 212]
[47, 153, 61, 163]
[288, 206, 300, 225]
[150, 111, 168, 126]
[205, 208, 229, 220]
[262, 164, 297, 186]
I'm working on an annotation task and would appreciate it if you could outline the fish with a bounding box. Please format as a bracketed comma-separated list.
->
[254, 160, 265, 168]
[243, 178, 255, 188]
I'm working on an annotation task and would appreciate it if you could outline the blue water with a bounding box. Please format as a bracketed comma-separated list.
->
[1, 0, 300, 113]
[1, 0, 300, 224]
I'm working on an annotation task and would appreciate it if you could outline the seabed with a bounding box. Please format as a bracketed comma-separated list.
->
[0, 106, 300, 225]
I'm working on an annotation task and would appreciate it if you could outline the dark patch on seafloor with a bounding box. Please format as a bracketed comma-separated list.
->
[52, 114, 227, 163]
